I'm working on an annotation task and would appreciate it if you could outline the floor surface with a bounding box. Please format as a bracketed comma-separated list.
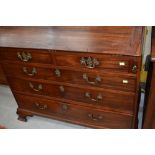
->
[0, 85, 144, 129]
[0, 85, 86, 129]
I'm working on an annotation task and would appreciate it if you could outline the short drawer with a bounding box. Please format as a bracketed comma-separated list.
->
[8, 78, 135, 113]
[54, 51, 140, 74]
[0, 48, 53, 64]
[15, 94, 133, 128]
[2, 63, 136, 92]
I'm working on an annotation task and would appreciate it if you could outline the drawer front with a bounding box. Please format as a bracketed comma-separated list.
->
[54, 52, 140, 73]
[2, 63, 57, 80]
[0, 48, 52, 64]
[15, 94, 133, 128]
[2, 63, 136, 92]
[8, 78, 135, 113]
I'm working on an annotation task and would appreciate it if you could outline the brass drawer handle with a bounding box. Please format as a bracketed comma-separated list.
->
[88, 113, 103, 121]
[29, 82, 43, 92]
[85, 92, 102, 102]
[59, 86, 65, 92]
[80, 57, 99, 69]
[62, 104, 68, 111]
[132, 65, 137, 73]
[55, 69, 61, 77]
[17, 52, 32, 62]
[35, 103, 47, 110]
[23, 67, 37, 76]
[83, 73, 101, 85]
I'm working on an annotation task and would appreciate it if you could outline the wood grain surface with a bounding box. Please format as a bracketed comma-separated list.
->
[0, 26, 143, 128]
[0, 26, 143, 56]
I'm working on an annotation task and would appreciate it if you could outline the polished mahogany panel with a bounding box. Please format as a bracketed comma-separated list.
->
[54, 51, 140, 74]
[8, 77, 135, 113]
[2, 62, 136, 92]
[0, 64, 7, 84]
[0, 26, 143, 56]
[15, 93, 133, 128]
[0, 48, 53, 64]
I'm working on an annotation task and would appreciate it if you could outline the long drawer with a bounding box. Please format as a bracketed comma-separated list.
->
[2, 63, 136, 92]
[54, 51, 140, 74]
[8, 77, 135, 113]
[15, 94, 133, 128]
[0, 48, 53, 64]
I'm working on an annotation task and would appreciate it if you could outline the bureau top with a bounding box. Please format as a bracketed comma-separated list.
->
[0, 26, 143, 56]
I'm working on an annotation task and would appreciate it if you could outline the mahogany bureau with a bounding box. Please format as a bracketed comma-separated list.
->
[0, 27, 144, 128]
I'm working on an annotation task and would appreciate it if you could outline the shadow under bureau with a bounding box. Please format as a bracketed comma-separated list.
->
[0, 26, 144, 128]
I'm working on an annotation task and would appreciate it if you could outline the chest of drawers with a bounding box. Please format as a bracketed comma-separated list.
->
[0, 26, 144, 128]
